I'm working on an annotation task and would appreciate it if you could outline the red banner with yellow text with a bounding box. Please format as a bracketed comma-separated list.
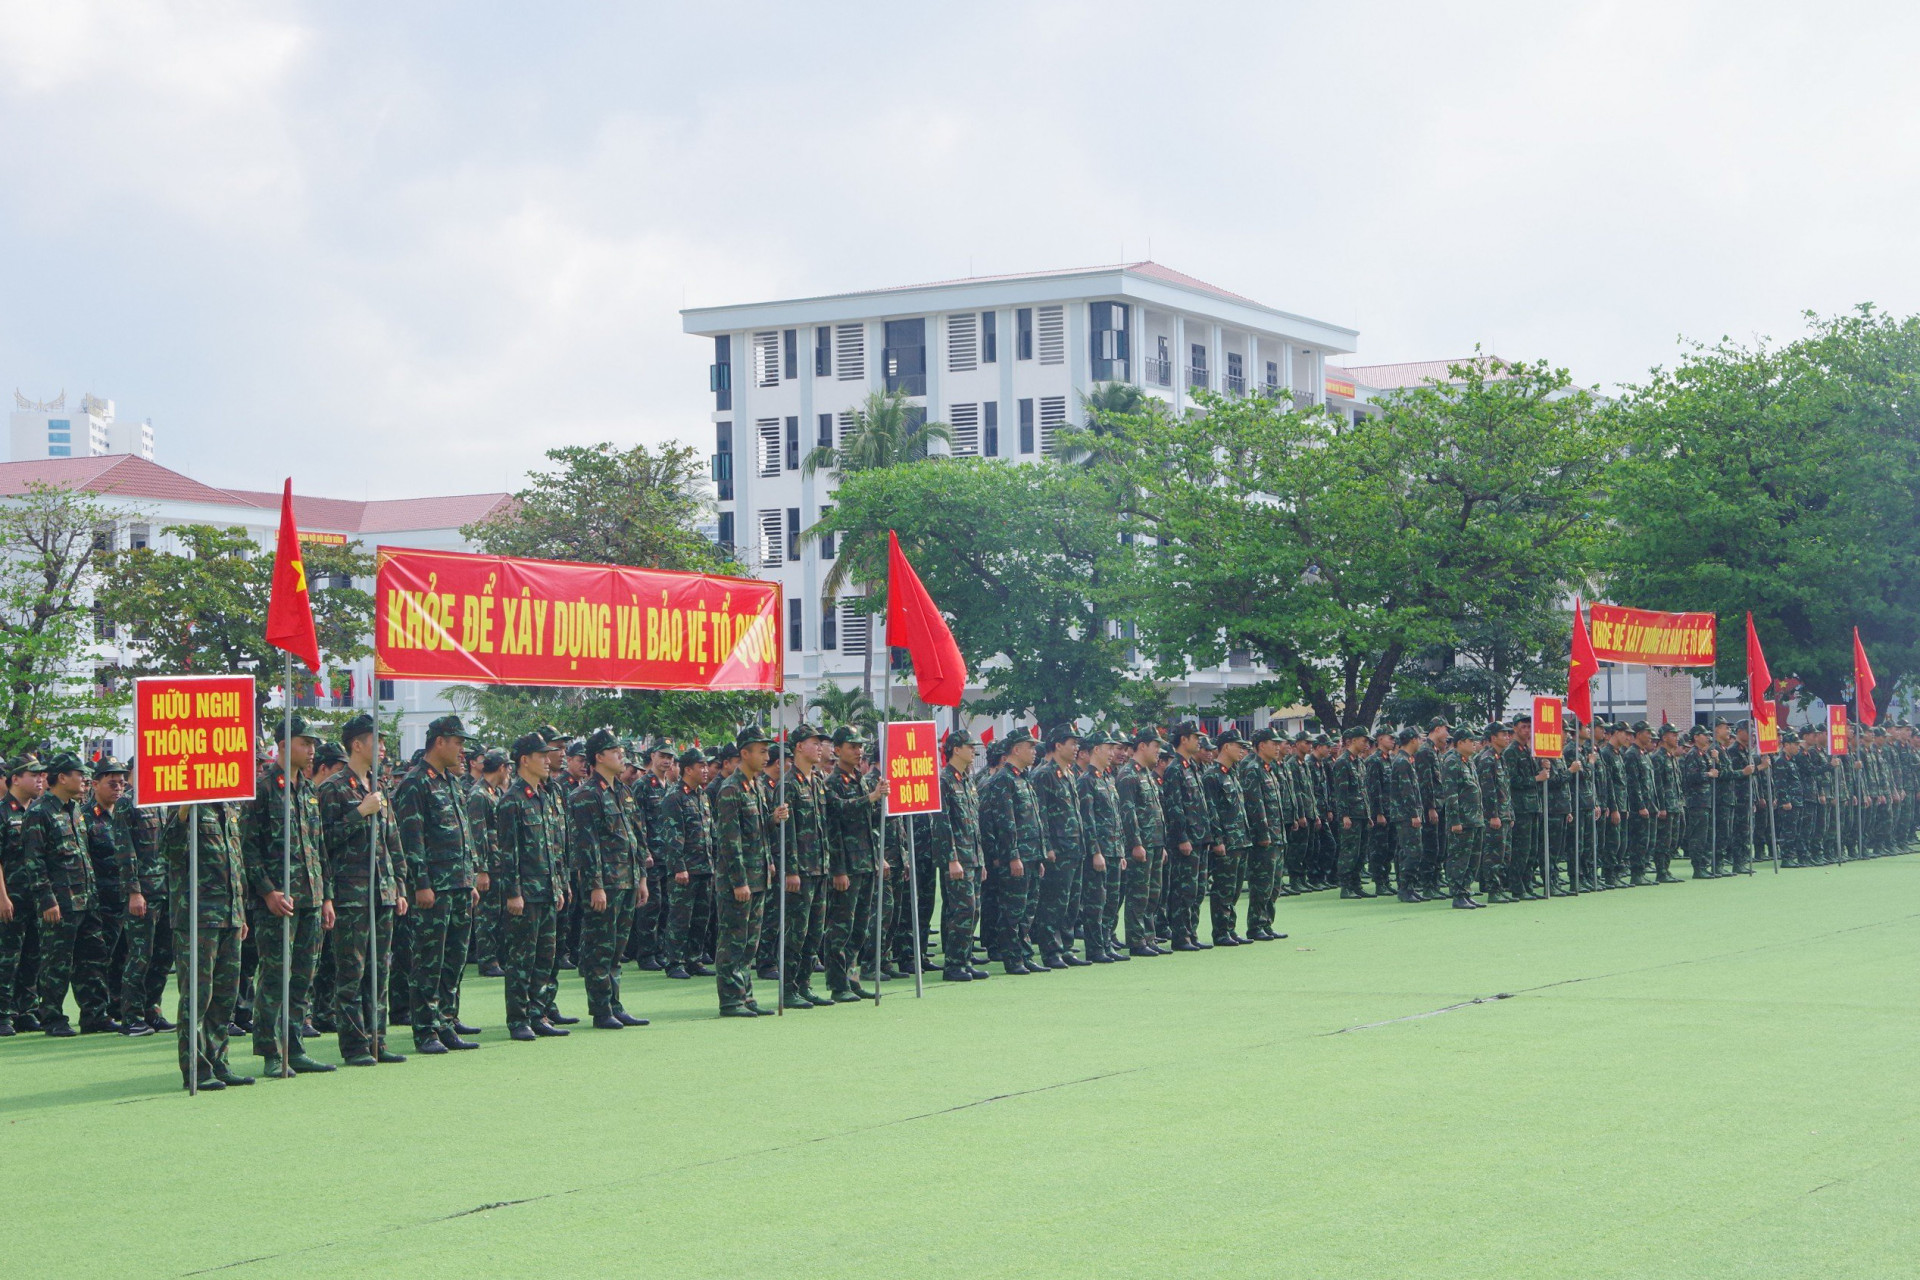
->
[1532, 696, 1565, 758]
[1755, 701, 1780, 755]
[883, 720, 943, 815]
[1587, 603, 1717, 667]
[1828, 706, 1850, 756]
[134, 675, 258, 807]
[375, 547, 783, 691]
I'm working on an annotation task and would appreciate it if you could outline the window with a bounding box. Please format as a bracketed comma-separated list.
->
[711, 336, 732, 411]
[983, 401, 1000, 457]
[1089, 302, 1129, 380]
[840, 605, 872, 655]
[814, 326, 832, 376]
[713, 422, 733, 500]
[836, 322, 865, 380]
[1018, 398, 1035, 454]
[785, 416, 799, 472]
[378, 679, 396, 701]
[1016, 307, 1034, 360]
[882, 318, 926, 395]
[981, 311, 997, 363]
[783, 329, 798, 380]
[818, 505, 836, 559]
[817, 413, 833, 450]
[1039, 396, 1067, 455]
[948, 403, 980, 456]
[1226, 352, 1245, 395]
[786, 507, 801, 561]
[92, 601, 113, 641]
[1266, 360, 1280, 393]
[821, 601, 838, 651]
[129, 523, 150, 550]
[789, 598, 804, 651]
[1036, 305, 1065, 365]
[48, 446, 70, 457]
[717, 511, 735, 551]
[1189, 343, 1209, 389]
[754, 331, 780, 387]
[947, 313, 977, 372]
[92, 524, 113, 552]
[758, 508, 784, 565]
[757, 418, 781, 477]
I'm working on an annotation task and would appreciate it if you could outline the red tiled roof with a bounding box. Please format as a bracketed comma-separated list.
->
[1333, 356, 1514, 391]
[0, 456, 510, 534]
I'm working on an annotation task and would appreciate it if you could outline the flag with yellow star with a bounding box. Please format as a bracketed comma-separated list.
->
[266, 477, 322, 675]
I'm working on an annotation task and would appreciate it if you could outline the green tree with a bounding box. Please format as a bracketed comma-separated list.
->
[1609, 307, 1920, 704]
[1097, 357, 1614, 728]
[0, 483, 128, 754]
[814, 458, 1139, 726]
[99, 525, 375, 724]
[806, 682, 879, 737]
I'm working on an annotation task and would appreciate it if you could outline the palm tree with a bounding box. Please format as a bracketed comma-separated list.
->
[807, 682, 880, 739]
[802, 387, 953, 699]
[1080, 380, 1151, 434]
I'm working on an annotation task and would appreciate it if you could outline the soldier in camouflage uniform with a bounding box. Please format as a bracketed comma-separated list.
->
[245, 715, 332, 1074]
[1030, 726, 1089, 967]
[497, 732, 569, 1041]
[1367, 729, 1397, 897]
[1329, 727, 1374, 900]
[164, 800, 254, 1089]
[1502, 716, 1543, 899]
[933, 729, 987, 980]
[318, 713, 407, 1065]
[713, 726, 786, 1015]
[1071, 730, 1122, 963]
[1239, 729, 1286, 936]
[1717, 720, 1755, 874]
[1199, 727, 1252, 939]
[569, 728, 649, 1030]
[1438, 727, 1486, 908]
[114, 766, 170, 1034]
[627, 745, 674, 971]
[1115, 730, 1167, 955]
[0, 755, 48, 1035]
[1652, 725, 1684, 882]
[659, 748, 716, 979]
[469, 751, 508, 978]
[21, 752, 93, 1035]
[1414, 721, 1448, 898]
[774, 725, 833, 1008]
[1281, 734, 1313, 895]
[979, 727, 1043, 973]
[537, 731, 576, 1025]
[394, 714, 482, 1053]
[1388, 728, 1426, 903]
[1477, 724, 1514, 903]
[823, 727, 883, 999]
[1160, 723, 1212, 950]
[74, 757, 135, 1032]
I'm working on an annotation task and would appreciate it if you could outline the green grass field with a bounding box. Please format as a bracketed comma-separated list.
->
[5, 858, 1917, 1279]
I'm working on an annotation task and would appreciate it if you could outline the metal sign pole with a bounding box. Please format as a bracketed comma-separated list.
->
[1541, 775, 1550, 899]
[1746, 769, 1756, 874]
[873, 659, 891, 1008]
[1571, 719, 1581, 895]
[187, 808, 199, 1096]
[907, 814, 924, 998]
[281, 653, 294, 1077]
[775, 711, 788, 1017]
[369, 690, 383, 1056]
[1834, 756, 1844, 864]
[1766, 765, 1780, 874]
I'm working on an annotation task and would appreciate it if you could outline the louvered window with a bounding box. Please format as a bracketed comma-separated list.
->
[754, 331, 780, 387]
[1039, 395, 1067, 455]
[840, 606, 872, 655]
[786, 507, 801, 562]
[948, 403, 980, 456]
[836, 323, 865, 380]
[757, 418, 781, 477]
[821, 602, 838, 650]
[758, 508, 784, 566]
[947, 314, 977, 372]
[1036, 305, 1065, 365]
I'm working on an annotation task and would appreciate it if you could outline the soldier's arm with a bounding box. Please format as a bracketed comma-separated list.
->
[393, 777, 429, 887]
[715, 788, 749, 891]
[494, 800, 524, 900]
[21, 811, 56, 913]
[568, 791, 603, 893]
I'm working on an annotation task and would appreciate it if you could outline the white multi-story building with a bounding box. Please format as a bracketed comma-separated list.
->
[0, 454, 512, 755]
[10, 390, 155, 462]
[682, 261, 1365, 722]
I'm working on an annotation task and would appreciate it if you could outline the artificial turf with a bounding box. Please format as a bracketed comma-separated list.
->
[4, 857, 1916, 1279]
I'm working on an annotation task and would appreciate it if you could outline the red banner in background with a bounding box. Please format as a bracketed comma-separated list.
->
[883, 720, 942, 815]
[1588, 603, 1717, 667]
[134, 675, 257, 807]
[375, 547, 783, 691]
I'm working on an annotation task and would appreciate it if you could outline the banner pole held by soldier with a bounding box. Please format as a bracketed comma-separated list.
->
[775, 712, 787, 1018]
[188, 808, 199, 1097]
[907, 796, 923, 999]
[281, 652, 294, 1078]
[873, 657, 891, 1006]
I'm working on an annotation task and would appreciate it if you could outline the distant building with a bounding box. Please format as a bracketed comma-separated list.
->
[0, 454, 513, 755]
[10, 390, 154, 462]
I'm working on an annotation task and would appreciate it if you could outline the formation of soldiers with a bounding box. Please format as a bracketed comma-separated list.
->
[0, 707, 1912, 1089]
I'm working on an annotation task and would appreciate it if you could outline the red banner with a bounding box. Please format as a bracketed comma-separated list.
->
[375, 547, 783, 691]
[1828, 706, 1850, 756]
[134, 675, 258, 807]
[883, 720, 942, 815]
[1532, 696, 1565, 758]
[1588, 603, 1716, 667]
[1755, 701, 1780, 755]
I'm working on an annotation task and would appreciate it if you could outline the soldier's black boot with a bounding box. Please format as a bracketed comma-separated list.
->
[592, 1014, 625, 1029]
[664, 964, 690, 980]
[1452, 894, 1483, 909]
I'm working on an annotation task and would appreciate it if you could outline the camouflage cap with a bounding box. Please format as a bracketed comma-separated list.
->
[1044, 724, 1082, 749]
[1215, 726, 1246, 747]
[511, 731, 548, 761]
[1395, 727, 1419, 744]
[676, 747, 706, 768]
[1689, 724, 1710, 738]
[830, 725, 866, 748]
[944, 728, 978, 752]
[584, 727, 621, 759]
[1454, 724, 1482, 742]
[564, 740, 587, 759]
[90, 754, 129, 778]
[43, 751, 85, 778]
[1195, 734, 1216, 751]
[1081, 728, 1115, 748]
[713, 741, 740, 761]
[790, 722, 828, 746]
[1292, 731, 1313, 744]
[1509, 710, 1532, 724]
[1484, 722, 1509, 739]
[1658, 722, 1679, 737]
[314, 742, 349, 768]
[1780, 729, 1800, 744]
[1249, 727, 1278, 745]
[275, 713, 320, 743]
[1131, 727, 1165, 747]
[1339, 725, 1367, 742]
[985, 739, 1009, 765]
[339, 712, 378, 745]
[1427, 715, 1450, 730]
[481, 750, 509, 771]
[1168, 720, 1202, 745]
[8, 752, 46, 776]
[1630, 719, 1651, 735]
[425, 714, 473, 742]
[1309, 733, 1331, 747]
[735, 724, 773, 748]
[1001, 726, 1038, 747]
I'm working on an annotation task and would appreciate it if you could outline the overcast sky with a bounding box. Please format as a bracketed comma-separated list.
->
[3, 1, 1916, 499]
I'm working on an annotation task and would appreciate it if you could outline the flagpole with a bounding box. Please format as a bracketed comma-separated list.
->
[1854, 699, 1864, 862]
[1709, 684, 1718, 873]
[1766, 759, 1779, 875]
[775, 709, 788, 1017]
[1571, 716, 1580, 895]
[873, 654, 891, 1008]
[1541, 771, 1550, 899]
[187, 806, 199, 1096]
[907, 789, 924, 999]
[281, 651, 294, 1076]
[369, 676, 383, 1056]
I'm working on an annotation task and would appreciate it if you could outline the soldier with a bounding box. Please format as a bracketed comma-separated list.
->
[1679, 727, 1717, 880]
[713, 725, 787, 1016]
[470, 750, 509, 979]
[21, 752, 93, 1036]
[1415, 719, 1449, 898]
[1388, 728, 1426, 903]
[496, 732, 569, 1042]
[1030, 726, 1089, 967]
[1308, 734, 1338, 890]
[932, 729, 988, 980]
[1367, 729, 1397, 898]
[0, 754, 48, 1035]
[164, 800, 254, 1090]
[1502, 715, 1542, 899]
[244, 715, 332, 1075]
[1326, 726, 1372, 900]
[1620, 721, 1657, 886]
[772, 724, 832, 1009]
[1197, 727, 1251, 938]
[1239, 728, 1285, 935]
[1069, 730, 1121, 963]
[979, 727, 1043, 974]
[1717, 720, 1755, 874]
[318, 714, 407, 1066]
[571, 728, 650, 1030]
[1653, 724, 1685, 883]
[537, 728, 577, 1025]
[1115, 730, 1168, 956]
[114, 763, 171, 1036]
[73, 756, 135, 1033]
[1594, 723, 1626, 887]
[1478, 724, 1514, 903]
[394, 714, 482, 1054]
[1160, 722, 1212, 951]
[823, 727, 883, 999]
[659, 747, 716, 980]
[1438, 727, 1486, 909]
[630, 744, 676, 971]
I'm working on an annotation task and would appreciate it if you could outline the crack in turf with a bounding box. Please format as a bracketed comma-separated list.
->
[177, 1067, 1149, 1276]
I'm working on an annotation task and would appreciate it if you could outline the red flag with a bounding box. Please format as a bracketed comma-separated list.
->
[1744, 613, 1771, 720]
[885, 531, 967, 707]
[1567, 597, 1598, 724]
[1853, 627, 1877, 727]
[980, 725, 995, 745]
[265, 479, 322, 674]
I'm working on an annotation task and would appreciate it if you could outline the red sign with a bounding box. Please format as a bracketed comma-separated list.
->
[133, 675, 257, 807]
[883, 720, 942, 815]
[1828, 706, 1850, 756]
[375, 547, 783, 691]
[1588, 603, 1717, 667]
[1755, 701, 1780, 755]
[1532, 696, 1565, 757]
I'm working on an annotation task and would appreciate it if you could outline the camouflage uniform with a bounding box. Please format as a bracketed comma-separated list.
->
[1328, 747, 1371, 896]
[164, 803, 248, 1085]
[115, 791, 170, 1026]
[1363, 746, 1394, 892]
[393, 758, 477, 1043]
[1160, 748, 1211, 946]
[979, 755, 1043, 968]
[713, 759, 777, 1013]
[1030, 752, 1088, 964]
[496, 775, 565, 1031]
[1437, 747, 1484, 899]
[1114, 756, 1166, 951]
[1202, 749, 1251, 935]
[1476, 742, 1512, 898]
[467, 780, 504, 969]
[659, 776, 715, 970]
[1387, 746, 1425, 899]
[1077, 754, 1125, 960]
[570, 770, 645, 1020]
[73, 793, 131, 1027]
[22, 788, 92, 1030]
[824, 761, 882, 996]
[1237, 748, 1281, 930]
[0, 786, 38, 1027]
[934, 758, 985, 975]
[318, 764, 404, 1060]
[778, 758, 831, 1003]
[1500, 739, 1540, 896]
[244, 759, 326, 1059]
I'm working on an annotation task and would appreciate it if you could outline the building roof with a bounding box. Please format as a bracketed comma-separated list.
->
[1333, 356, 1514, 391]
[0, 456, 512, 534]
[826, 260, 1264, 309]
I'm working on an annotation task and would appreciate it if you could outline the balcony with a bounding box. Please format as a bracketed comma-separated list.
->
[1143, 356, 1172, 387]
[1187, 365, 1210, 390]
[1224, 372, 1246, 396]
